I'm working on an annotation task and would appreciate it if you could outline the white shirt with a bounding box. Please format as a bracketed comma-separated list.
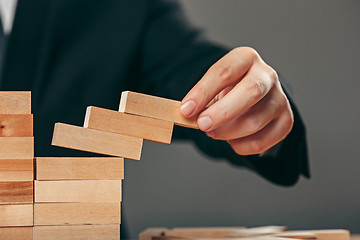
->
[0, 0, 18, 35]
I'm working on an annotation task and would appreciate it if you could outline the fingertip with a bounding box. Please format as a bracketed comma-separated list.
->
[197, 116, 213, 131]
[180, 100, 196, 117]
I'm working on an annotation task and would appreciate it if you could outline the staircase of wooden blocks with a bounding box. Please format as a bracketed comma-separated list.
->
[0, 91, 198, 239]
[0, 91, 351, 240]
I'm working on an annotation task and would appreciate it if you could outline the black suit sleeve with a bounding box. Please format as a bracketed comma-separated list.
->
[137, 0, 310, 186]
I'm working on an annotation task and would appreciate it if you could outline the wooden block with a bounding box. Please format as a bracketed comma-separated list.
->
[0, 227, 32, 240]
[33, 225, 120, 240]
[276, 230, 350, 240]
[0, 114, 33, 137]
[36, 157, 124, 180]
[52, 123, 143, 160]
[34, 202, 121, 225]
[0, 182, 33, 204]
[0, 137, 34, 159]
[84, 106, 174, 144]
[0, 92, 31, 114]
[0, 159, 33, 181]
[35, 180, 122, 202]
[0, 204, 33, 226]
[275, 231, 317, 239]
[164, 227, 249, 238]
[119, 91, 198, 129]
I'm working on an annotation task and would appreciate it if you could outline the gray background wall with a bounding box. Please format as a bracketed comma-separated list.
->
[123, 1, 360, 238]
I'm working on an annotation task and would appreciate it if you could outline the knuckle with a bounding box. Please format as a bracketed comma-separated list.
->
[268, 67, 279, 82]
[190, 86, 209, 103]
[247, 80, 266, 103]
[233, 46, 260, 60]
[212, 64, 232, 83]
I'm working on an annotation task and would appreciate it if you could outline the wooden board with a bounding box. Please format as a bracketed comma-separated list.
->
[34, 202, 121, 225]
[34, 180, 122, 202]
[275, 230, 350, 240]
[33, 225, 120, 240]
[0, 182, 33, 204]
[0, 159, 33, 181]
[0, 114, 33, 137]
[36, 157, 124, 180]
[0, 204, 33, 226]
[0, 227, 32, 240]
[139, 228, 168, 240]
[52, 123, 143, 160]
[0, 137, 34, 159]
[119, 91, 198, 129]
[0, 92, 31, 114]
[84, 106, 173, 144]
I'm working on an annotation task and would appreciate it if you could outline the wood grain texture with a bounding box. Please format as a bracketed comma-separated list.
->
[164, 227, 250, 238]
[36, 157, 124, 180]
[119, 91, 199, 129]
[34, 202, 121, 225]
[0, 159, 33, 181]
[0, 227, 32, 240]
[84, 106, 173, 144]
[0, 137, 34, 159]
[52, 123, 143, 160]
[0, 182, 33, 204]
[33, 225, 120, 240]
[34, 180, 122, 202]
[0, 204, 33, 226]
[276, 230, 350, 240]
[0, 92, 31, 114]
[0, 114, 33, 137]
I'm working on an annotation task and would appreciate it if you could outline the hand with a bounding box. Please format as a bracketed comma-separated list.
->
[180, 47, 294, 155]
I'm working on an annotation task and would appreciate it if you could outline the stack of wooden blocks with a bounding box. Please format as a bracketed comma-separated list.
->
[45, 91, 198, 239]
[0, 91, 353, 240]
[33, 157, 123, 239]
[0, 92, 34, 239]
[0, 90, 198, 239]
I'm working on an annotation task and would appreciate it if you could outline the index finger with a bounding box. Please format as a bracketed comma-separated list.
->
[180, 47, 259, 118]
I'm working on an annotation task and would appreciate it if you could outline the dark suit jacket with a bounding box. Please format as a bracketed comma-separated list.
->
[0, 0, 309, 237]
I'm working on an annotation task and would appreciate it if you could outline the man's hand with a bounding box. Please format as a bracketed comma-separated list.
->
[180, 47, 294, 156]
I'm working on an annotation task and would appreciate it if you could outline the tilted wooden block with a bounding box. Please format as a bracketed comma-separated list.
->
[0, 159, 33, 181]
[0, 204, 33, 227]
[119, 91, 198, 129]
[0, 182, 33, 204]
[0, 227, 32, 240]
[36, 157, 124, 180]
[0, 137, 34, 159]
[35, 180, 122, 202]
[0, 91, 31, 114]
[84, 106, 174, 144]
[52, 123, 143, 160]
[34, 202, 121, 225]
[33, 225, 120, 240]
[0, 114, 33, 137]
